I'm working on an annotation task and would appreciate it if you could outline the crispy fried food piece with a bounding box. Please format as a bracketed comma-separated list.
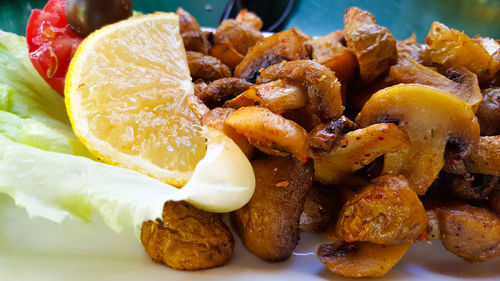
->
[225, 106, 309, 162]
[234, 29, 309, 82]
[308, 116, 359, 154]
[214, 19, 263, 55]
[282, 107, 323, 132]
[313, 123, 409, 185]
[177, 8, 210, 54]
[257, 60, 344, 121]
[439, 172, 498, 203]
[464, 136, 500, 176]
[201, 107, 254, 158]
[209, 41, 245, 70]
[425, 22, 500, 82]
[337, 175, 427, 244]
[490, 191, 500, 215]
[231, 156, 313, 261]
[186, 51, 231, 82]
[300, 185, 340, 233]
[396, 34, 424, 63]
[425, 201, 500, 262]
[476, 88, 500, 136]
[186, 94, 209, 120]
[306, 31, 358, 83]
[193, 80, 207, 97]
[389, 59, 482, 111]
[317, 241, 410, 278]
[197, 78, 252, 108]
[235, 9, 263, 30]
[224, 80, 307, 114]
[344, 7, 397, 85]
[141, 201, 234, 270]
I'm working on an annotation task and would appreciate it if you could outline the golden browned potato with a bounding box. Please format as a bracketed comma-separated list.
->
[356, 84, 480, 195]
[214, 19, 263, 55]
[201, 108, 254, 159]
[209, 41, 245, 70]
[234, 29, 309, 82]
[308, 116, 359, 154]
[257, 60, 344, 121]
[425, 22, 500, 82]
[224, 80, 307, 114]
[299, 185, 340, 233]
[141, 201, 234, 270]
[197, 78, 252, 108]
[396, 34, 424, 63]
[313, 123, 409, 185]
[476, 88, 500, 136]
[465, 136, 500, 176]
[177, 8, 210, 54]
[389, 59, 482, 111]
[235, 9, 263, 30]
[425, 201, 500, 262]
[344, 7, 397, 85]
[317, 241, 410, 278]
[337, 175, 427, 244]
[186, 94, 209, 120]
[225, 106, 309, 162]
[186, 51, 231, 82]
[231, 156, 313, 261]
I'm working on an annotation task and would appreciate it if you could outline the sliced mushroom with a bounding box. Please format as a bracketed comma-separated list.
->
[231, 156, 313, 261]
[235, 8, 263, 30]
[424, 22, 500, 82]
[209, 41, 245, 70]
[197, 77, 252, 108]
[337, 175, 427, 244]
[234, 29, 309, 82]
[317, 241, 410, 278]
[396, 34, 424, 63]
[464, 136, 500, 176]
[389, 59, 482, 111]
[141, 201, 234, 270]
[186, 94, 209, 120]
[177, 8, 210, 54]
[313, 123, 409, 185]
[476, 87, 500, 136]
[344, 7, 397, 85]
[201, 108, 254, 158]
[425, 201, 500, 262]
[308, 116, 359, 154]
[186, 51, 231, 82]
[214, 19, 263, 56]
[356, 84, 480, 195]
[257, 60, 344, 121]
[225, 106, 308, 162]
[224, 80, 307, 114]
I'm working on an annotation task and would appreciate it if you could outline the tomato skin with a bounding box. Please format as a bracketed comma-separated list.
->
[26, 0, 83, 96]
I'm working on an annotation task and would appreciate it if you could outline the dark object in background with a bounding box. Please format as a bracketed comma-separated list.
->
[65, 0, 133, 36]
[221, 0, 295, 31]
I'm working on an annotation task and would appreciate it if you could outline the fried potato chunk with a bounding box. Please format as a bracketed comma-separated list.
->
[225, 106, 309, 162]
[257, 60, 344, 121]
[337, 175, 427, 244]
[214, 19, 263, 55]
[425, 201, 500, 262]
[235, 9, 263, 30]
[476, 88, 500, 136]
[177, 8, 210, 54]
[396, 34, 424, 63]
[197, 78, 252, 108]
[390, 59, 482, 111]
[186, 51, 231, 82]
[224, 80, 307, 114]
[231, 156, 313, 261]
[344, 7, 397, 85]
[234, 29, 309, 82]
[201, 107, 254, 158]
[313, 123, 409, 185]
[141, 201, 234, 270]
[186, 94, 209, 120]
[209, 41, 245, 70]
[317, 241, 410, 278]
[425, 22, 500, 82]
[465, 136, 500, 176]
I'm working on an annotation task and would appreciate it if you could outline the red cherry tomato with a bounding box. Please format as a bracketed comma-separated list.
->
[26, 0, 84, 96]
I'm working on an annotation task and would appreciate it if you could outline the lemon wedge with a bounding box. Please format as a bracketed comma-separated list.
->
[65, 12, 255, 203]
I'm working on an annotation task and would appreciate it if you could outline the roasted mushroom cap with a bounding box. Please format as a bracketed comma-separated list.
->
[476, 88, 500, 136]
[177, 8, 210, 54]
[356, 84, 480, 195]
[186, 51, 231, 82]
[257, 60, 344, 121]
[313, 123, 409, 185]
[425, 22, 500, 82]
[197, 77, 252, 108]
[464, 136, 500, 176]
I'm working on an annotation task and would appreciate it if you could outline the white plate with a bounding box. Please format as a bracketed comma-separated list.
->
[0, 194, 499, 281]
